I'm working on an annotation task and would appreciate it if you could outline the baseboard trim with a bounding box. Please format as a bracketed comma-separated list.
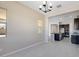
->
[1, 41, 43, 57]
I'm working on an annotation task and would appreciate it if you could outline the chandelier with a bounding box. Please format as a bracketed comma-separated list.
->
[39, 1, 52, 13]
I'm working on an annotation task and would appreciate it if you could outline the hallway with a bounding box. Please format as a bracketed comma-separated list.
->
[4, 38, 79, 57]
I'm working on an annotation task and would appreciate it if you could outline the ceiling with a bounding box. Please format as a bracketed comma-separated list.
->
[19, 1, 79, 17]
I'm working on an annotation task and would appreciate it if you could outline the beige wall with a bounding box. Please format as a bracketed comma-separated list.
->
[0, 1, 45, 55]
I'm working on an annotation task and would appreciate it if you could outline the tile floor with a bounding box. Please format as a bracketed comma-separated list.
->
[5, 38, 79, 57]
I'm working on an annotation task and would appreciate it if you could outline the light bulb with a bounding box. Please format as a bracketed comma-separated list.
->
[49, 2, 52, 8]
[39, 5, 42, 10]
[39, 5, 42, 8]
[49, 3, 52, 6]
[43, 1, 46, 5]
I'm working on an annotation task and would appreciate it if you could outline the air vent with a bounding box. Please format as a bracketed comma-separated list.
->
[56, 4, 62, 8]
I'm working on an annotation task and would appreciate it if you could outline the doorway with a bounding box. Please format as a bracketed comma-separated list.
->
[59, 24, 70, 39]
[50, 24, 59, 41]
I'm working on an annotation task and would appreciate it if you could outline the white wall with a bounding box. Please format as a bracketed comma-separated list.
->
[46, 1, 79, 18]
[0, 1, 45, 56]
[47, 11, 79, 41]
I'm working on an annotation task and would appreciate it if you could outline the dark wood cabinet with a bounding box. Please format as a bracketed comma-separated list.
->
[54, 33, 60, 41]
[71, 35, 79, 44]
[54, 33, 62, 41]
[74, 18, 79, 30]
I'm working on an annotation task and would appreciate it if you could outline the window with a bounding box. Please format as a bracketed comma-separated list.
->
[0, 7, 6, 37]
